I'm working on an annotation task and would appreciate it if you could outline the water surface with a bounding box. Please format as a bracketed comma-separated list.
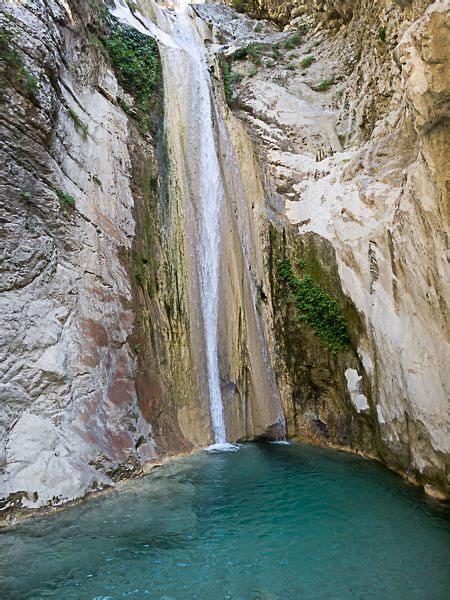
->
[1, 443, 449, 599]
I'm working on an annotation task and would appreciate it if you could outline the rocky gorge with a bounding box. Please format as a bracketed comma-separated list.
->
[0, 0, 448, 525]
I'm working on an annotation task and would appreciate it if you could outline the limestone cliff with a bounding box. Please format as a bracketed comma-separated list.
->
[0, 0, 448, 524]
[208, 0, 449, 496]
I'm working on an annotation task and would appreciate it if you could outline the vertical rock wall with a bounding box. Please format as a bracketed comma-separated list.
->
[208, 0, 449, 496]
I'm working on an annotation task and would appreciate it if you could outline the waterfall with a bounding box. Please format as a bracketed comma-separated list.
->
[111, 0, 285, 447]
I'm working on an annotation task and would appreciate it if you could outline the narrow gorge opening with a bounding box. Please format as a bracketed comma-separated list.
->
[0, 0, 449, 596]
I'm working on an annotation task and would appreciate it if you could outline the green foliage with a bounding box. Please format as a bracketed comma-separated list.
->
[20, 191, 31, 200]
[220, 58, 243, 105]
[56, 188, 76, 208]
[68, 107, 88, 138]
[230, 0, 247, 12]
[271, 45, 281, 60]
[220, 58, 233, 105]
[282, 31, 302, 49]
[286, 63, 296, 71]
[105, 24, 160, 114]
[0, 27, 39, 95]
[92, 175, 102, 187]
[248, 65, 257, 77]
[300, 55, 316, 68]
[313, 78, 334, 91]
[378, 26, 386, 42]
[279, 258, 350, 355]
[254, 22, 263, 33]
[232, 42, 262, 65]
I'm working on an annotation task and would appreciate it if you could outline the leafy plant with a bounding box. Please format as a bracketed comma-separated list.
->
[286, 63, 296, 71]
[105, 24, 160, 114]
[300, 55, 316, 68]
[220, 57, 233, 105]
[68, 107, 88, 138]
[254, 22, 263, 33]
[313, 78, 334, 91]
[220, 57, 243, 105]
[0, 27, 39, 95]
[378, 26, 386, 42]
[92, 175, 102, 187]
[282, 31, 302, 50]
[279, 258, 350, 355]
[56, 188, 76, 208]
[248, 66, 257, 77]
[233, 42, 262, 65]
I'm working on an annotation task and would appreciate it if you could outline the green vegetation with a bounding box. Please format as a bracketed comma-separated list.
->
[282, 31, 302, 50]
[55, 188, 76, 208]
[92, 175, 102, 187]
[68, 107, 88, 138]
[286, 63, 296, 71]
[230, 0, 247, 12]
[313, 78, 334, 91]
[87, 3, 162, 133]
[220, 58, 233, 105]
[254, 22, 263, 33]
[0, 27, 39, 95]
[233, 42, 262, 65]
[300, 55, 316, 68]
[248, 65, 257, 77]
[20, 191, 31, 200]
[271, 45, 281, 60]
[378, 26, 386, 42]
[105, 26, 159, 113]
[220, 58, 243, 105]
[279, 257, 350, 355]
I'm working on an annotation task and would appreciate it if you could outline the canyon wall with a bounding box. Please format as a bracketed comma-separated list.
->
[0, 0, 283, 522]
[0, 0, 448, 523]
[213, 0, 449, 496]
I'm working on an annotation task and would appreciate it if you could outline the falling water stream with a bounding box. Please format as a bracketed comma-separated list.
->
[112, 0, 284, 446]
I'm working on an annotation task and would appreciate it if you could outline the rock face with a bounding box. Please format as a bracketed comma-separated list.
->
[0, 0, 284, 522]
[0, 0, 448, 522]
[0, 0, 165, 516]
[208, 0, 449, 494]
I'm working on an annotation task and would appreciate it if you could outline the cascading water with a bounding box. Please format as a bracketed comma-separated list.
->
[173, 5, 228, 447]
[112, 0, 285, 447]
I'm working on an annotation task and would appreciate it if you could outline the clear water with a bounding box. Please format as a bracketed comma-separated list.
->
[1, 443, 449, 599]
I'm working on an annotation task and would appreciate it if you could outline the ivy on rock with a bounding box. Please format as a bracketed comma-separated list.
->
[279, 257, 350, 355]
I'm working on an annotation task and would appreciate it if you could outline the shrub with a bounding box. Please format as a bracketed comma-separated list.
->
[68, 107, 88, 138]
[254, 22, 263, 33]
[378, 26, 386, 42]
[92, 175, 102, 187]
[282, 31, 302, 49]
[56, 188, 76, 208]
[220, 57, 233, 105]
[230, 0, 247, 12]
[279, 258, 350, 355]
[105, 25, 160, 113]
[300, 55, 315, 68]
[313, 78, 334, 91]
[232, 42, 262, 65]
[248, 66, 257, 77]
[0, 28, 39, 95]
[286, 63, 296, 71]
